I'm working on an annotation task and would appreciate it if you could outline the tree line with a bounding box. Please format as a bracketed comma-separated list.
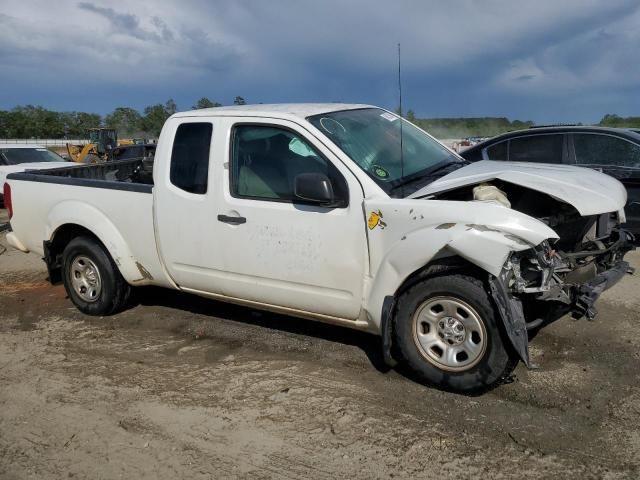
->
[1, 97, 638, 140]
[411, 115, 535, 139]
[598, 114, 640, 129]
[402, 110, 640, 138]
[0, 96, 247, 139]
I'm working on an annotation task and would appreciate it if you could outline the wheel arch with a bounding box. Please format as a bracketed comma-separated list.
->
[45, 223, 99, 283]
[377, 253, 529, 370]
[378, 254, 484, 369]
[44, 201, 143, 285]
[394, 255, 487, 298]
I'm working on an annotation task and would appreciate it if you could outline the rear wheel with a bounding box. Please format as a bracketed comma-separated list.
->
[62, 236, 131, 315]
[394, 274, 518, 393]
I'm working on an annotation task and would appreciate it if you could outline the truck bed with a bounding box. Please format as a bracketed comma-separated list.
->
[6, 157, 168, 287]
[7, 159, 154, 193]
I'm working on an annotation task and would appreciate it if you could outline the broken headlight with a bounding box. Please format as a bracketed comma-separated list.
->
[507, 241, 559, 294]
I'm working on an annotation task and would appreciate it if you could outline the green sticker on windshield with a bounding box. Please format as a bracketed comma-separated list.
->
[372, 165, 390, 180]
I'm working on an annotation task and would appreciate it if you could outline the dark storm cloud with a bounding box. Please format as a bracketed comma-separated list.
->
[151, 16, 174, 42]
[1, 0, 640, 123]
[77, 3, 138, 30]
[78, 2, 173, 42]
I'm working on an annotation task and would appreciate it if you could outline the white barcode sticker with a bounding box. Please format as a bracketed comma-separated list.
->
[380, 112, 398, 122]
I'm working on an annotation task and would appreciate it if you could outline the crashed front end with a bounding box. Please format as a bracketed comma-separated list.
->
[419, 163, 636, 324]
[420, 167, 636, 367]
[484, 212, 634, 369]
[506, 215, 634, 326]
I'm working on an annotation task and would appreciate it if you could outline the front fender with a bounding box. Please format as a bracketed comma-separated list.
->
[363, 199, 558, 330]
[47, 201, 144, 285]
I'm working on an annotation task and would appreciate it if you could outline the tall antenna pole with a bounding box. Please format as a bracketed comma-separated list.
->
[398, 43, 403, 118]
[398, 43, 405, 195]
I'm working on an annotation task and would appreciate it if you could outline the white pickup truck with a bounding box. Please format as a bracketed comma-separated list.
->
[3, 104, 635, 393]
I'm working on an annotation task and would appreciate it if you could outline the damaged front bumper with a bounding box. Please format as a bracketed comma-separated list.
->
[573, 259, 631, 320]
[488, 227, 635, 368]
[512, 228, 634, 320]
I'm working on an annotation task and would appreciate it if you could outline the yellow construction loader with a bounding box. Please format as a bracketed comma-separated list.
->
[66, 128, 119, 163]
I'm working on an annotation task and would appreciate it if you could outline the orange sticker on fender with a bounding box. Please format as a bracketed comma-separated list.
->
[367, 210, 387, 230]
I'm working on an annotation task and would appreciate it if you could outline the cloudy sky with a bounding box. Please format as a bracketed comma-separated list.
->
[1, 0, 639, 123]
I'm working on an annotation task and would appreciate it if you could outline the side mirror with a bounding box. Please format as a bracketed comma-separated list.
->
[294, 173, 336, 206]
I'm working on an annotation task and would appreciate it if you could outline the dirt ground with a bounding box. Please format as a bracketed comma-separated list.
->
[1, 208, 640, 479]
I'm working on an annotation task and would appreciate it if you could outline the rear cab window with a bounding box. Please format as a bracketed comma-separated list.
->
[170, 123, 213, 194]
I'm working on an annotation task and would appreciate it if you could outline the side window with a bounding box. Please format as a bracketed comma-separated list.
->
[230, 125, 348, 205]
[509, 134, 563, 163]
[485, 141, 508, 160]
[461, 147, 484, 162]
[170, 123, 213, 194]
[573, 134, 640, 168]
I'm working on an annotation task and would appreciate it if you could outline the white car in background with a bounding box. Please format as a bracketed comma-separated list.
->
[0, 144, 70, 204]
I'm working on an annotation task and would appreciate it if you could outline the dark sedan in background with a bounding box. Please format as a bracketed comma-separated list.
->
[109, 143, 156, 162]
[460, 126, 640, 237]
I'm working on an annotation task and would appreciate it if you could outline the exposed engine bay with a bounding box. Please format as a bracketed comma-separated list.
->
[430, 180, 635, 326]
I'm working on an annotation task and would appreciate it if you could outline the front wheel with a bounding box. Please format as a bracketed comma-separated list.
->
[394, 274, 518, 393]
[62, 236, 131, 315]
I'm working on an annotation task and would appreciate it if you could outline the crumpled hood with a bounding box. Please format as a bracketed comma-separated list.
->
[0, 162, 70, 185]
[410, 160, 627, 216]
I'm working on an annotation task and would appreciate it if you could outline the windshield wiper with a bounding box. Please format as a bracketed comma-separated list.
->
[389, 160, 467, 194]
[426, 160, 467, 176]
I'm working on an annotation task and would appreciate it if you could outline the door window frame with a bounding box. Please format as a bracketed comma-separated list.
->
[228, 122, 350, 207]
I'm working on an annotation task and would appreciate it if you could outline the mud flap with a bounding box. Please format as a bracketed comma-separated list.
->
[380, 296, 398, 368]
[43, 240, 62, 284]
[488, 274, 530, 367]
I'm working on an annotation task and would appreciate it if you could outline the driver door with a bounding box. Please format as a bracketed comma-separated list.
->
[210, 117, 368, 320]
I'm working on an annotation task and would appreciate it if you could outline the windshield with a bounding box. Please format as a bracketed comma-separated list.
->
[308, 108, 462, 196]
[0, 147, 66, 165]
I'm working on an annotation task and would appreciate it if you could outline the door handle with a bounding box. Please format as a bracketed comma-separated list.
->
[217, 214, 246, 225]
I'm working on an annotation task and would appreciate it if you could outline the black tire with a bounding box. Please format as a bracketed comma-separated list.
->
[62, 236, 131, 316]
[394, 274, 518, 393]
